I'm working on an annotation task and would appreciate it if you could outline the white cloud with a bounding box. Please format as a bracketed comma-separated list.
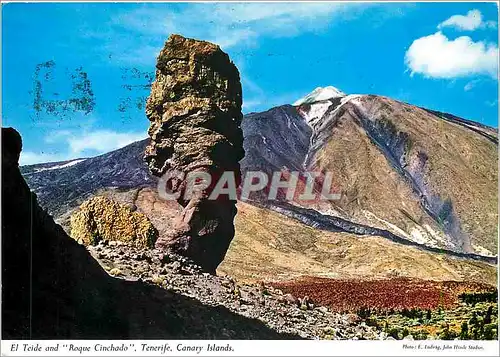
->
[464, 79, 481, 91]
[437, 9, 496, 31]
[20, 151, 71, 166]
[486, 20, 498, 28]
[111, 3, 355, 51]
[405, 31, 498, 79]
[67, 130, 146, 155]
[43, 130, 74, 143]
[242, 99, 262, 111]
[463, 82, 474, 91]
[95, 1, 379, 68]
[21, 129, 146, 165]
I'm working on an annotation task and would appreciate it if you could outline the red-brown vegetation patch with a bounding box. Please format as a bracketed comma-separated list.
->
[270, 277, 495, 312]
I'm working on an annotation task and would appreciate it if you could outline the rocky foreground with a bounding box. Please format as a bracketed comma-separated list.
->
[88, 239, 386, 340]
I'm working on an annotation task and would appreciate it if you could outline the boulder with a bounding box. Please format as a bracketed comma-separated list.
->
[70, 196, 158, 248]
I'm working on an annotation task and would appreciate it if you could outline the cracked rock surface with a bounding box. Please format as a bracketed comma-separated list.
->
[145, 34, 244, 273]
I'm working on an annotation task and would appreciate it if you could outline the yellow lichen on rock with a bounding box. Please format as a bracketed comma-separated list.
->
[70, 196, 158, 248]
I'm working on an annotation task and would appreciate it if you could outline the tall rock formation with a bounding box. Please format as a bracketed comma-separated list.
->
[144, 34, 244, 273]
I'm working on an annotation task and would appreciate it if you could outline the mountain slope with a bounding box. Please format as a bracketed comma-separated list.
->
[293, 93, 497, 256]
[222, 201, 496, 285]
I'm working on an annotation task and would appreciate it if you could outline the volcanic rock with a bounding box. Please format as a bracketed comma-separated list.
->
[70, 196, 158, 248]
[144, 34, 244, 273]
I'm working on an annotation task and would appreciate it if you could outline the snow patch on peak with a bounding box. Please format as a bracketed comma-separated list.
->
[299, 102, 333, 126]
[293, 86, 346, 106]
[297, 94, 364, 126]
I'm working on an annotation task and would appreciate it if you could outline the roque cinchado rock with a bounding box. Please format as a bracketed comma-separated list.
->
[145, 34, 244, 273]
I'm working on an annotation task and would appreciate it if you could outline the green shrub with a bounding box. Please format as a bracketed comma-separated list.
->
[483, 324, 497, 340]
[388, 327, 401, 340]
[459, 292, 497, 305]
[439, 326, 458, 340]
[484, 306, 493, 324]
[414, 331, 429, 340]
[459, 322, 469, 340]
[402, 328, 410, 338]
[357, 307, 371, 319]
[366, 318, 379, 328]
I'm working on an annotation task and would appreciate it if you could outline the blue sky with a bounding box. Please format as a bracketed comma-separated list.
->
[2, 2, 498, 165]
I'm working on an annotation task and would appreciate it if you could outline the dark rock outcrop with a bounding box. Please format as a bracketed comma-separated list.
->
[1, 127, 124, 338]
[144, 34, 244, 273]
